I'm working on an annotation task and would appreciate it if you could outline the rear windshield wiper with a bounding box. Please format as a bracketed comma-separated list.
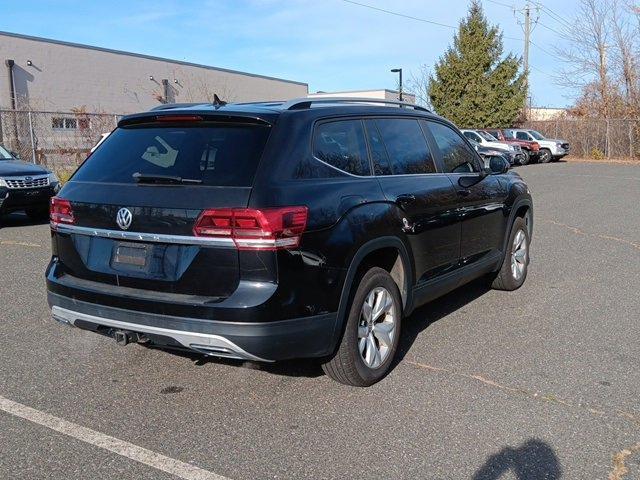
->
[132, 172, 202, 185]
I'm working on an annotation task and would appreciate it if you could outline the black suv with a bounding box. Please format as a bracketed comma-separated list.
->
[46, 98, 533, 386]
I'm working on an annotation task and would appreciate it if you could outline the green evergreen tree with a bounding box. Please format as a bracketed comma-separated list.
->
[428, 1, 526, 127]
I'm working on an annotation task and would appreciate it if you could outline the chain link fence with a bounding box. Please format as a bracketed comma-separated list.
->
[524, 118, 640, 160]
[0, 110, 120, 173]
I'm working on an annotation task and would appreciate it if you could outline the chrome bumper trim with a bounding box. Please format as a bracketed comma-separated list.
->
[52, 223, 235, 247]
[51, 305, 270, 362]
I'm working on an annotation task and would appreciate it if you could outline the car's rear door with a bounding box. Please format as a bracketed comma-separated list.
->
[364, 118, 460, 284]
[424, 120, 508, 265]
[52, 116, 272, 299]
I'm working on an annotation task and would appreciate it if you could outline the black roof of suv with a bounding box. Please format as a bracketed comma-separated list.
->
[47, 97, 533, 386]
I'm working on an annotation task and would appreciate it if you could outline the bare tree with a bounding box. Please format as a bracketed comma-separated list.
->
[407, 65, 433, 109]
[611, 0, 638, 112]
[556, 0, 612, 117]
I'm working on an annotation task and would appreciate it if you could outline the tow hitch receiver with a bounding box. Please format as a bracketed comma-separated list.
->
[113, 330, 132, 346]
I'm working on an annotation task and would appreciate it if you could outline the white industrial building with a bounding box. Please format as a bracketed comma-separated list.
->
[0, 31, 308, 114]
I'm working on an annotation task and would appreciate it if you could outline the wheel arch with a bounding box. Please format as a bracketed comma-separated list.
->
[502, 196, 533, 254]
[328, 236, 414, 355]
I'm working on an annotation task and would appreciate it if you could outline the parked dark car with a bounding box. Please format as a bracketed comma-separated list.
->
[0, 144, 60, 220]
[46, 98, 533, 386]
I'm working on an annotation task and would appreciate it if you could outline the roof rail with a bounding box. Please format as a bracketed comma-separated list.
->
[281, 97, 430, 112]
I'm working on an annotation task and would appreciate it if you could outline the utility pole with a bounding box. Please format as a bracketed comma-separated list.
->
[516, 1, 536, 119]
[523, 1, 530, 117]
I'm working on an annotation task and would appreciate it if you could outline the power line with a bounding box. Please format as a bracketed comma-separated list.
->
[484, 0, 515, 9]
[340, 0, 524, 41]
[537, 21, 566, 37]
[340, 0, 457, 30]
[529, 40, 565, 62]
[532, 1, 573, 30]
[339, 0, 559, 78]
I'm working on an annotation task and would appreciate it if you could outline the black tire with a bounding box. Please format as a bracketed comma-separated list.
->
[322, 267, 402, 387]
[538, 148, 552, 163]
[519, 151, 530, 165]
[26, 206, 49, 221]
[492, 216, 530, 291]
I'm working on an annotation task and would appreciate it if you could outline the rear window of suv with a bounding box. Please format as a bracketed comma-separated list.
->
[73, 124, 271, 186]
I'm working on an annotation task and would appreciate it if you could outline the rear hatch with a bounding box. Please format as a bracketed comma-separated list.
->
[52, 115, 272, 299]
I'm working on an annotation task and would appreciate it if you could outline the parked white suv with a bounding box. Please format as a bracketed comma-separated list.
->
[461, 129, 514, 152]
[504, 129, 569, 163]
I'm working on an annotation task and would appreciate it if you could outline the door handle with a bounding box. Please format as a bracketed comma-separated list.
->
[457, 189, 471, 197]
[396, 194, 416, 206]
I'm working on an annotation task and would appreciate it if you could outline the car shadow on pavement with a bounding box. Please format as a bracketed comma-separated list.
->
[144, 344, 325, 378]
[472, 439, 562, 479]
[392, 277, 492, 368]
[0, 212, 49, 228]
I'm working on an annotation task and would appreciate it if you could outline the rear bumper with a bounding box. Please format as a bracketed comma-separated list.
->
[48, 292, 338, 362]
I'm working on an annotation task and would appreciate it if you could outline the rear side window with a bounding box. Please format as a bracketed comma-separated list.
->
[313, 120, 370, 176]
[427, 122, 479, 174]
[73, 124, 271, 186]
[516, 131, 530, 141]
[374, 119, 436, 175]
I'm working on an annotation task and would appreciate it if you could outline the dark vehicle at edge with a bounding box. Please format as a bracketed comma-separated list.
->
[46, 98, 533, 386]
[0, 144, 60, 221]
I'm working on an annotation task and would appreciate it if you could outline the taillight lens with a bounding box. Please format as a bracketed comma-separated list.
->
[532, 142, 540, 151]
[194, 206, 308, 250]
[50, 197, 75, 226]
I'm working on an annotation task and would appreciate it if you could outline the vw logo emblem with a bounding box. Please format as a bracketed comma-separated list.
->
[25, 176, 33, 182]
[116, 208, 133, 230]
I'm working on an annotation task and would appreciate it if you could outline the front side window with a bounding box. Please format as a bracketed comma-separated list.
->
[428, 122, 480, 174]
[477, 131, 498, 141]
[313, 120, 370, 176]
[516, 131, 531, 141]
[374, 118, 436, 175]
[0, 144, 12, 159]
[463, 131, 483, 143]
[529, 130, 545, 140]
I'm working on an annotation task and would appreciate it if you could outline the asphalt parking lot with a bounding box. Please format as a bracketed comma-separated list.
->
[1, 161, 639, 480]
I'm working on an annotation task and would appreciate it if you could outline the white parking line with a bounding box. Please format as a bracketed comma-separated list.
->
[0, 395, 231, 480]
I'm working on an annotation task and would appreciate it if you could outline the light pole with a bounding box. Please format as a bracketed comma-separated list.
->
[391, 68, 403, 101]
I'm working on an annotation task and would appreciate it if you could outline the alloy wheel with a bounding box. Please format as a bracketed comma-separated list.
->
[357, 287, 396, 369]
[511, 229, 528, 280]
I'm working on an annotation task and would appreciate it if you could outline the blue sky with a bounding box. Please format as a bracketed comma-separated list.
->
[2, 0, 579, 107]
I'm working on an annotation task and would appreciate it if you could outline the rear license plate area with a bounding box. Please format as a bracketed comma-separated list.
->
[112, 242, 149, 270]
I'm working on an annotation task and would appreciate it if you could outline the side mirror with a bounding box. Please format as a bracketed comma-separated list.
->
[487, 155, 510, 174]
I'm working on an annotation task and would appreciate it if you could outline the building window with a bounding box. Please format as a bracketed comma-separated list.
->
[52, 117, 85, 130]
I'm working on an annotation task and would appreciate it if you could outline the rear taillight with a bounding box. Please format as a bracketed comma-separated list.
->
[531, 142, 540, 151]
[194, 206, 308, 250]
[50, 197, 75, 226]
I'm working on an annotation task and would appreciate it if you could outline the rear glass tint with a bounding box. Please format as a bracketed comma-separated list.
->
[73, 124, 271, 186]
